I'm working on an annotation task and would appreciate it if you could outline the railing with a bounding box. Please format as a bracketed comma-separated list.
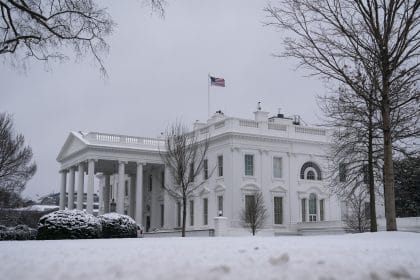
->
[295, 126, 326, 136]
[87, 132, 165, 148]
[239, 119, 259, 128]
[214, 121, 225, 129]
[268, 123, 287, 131]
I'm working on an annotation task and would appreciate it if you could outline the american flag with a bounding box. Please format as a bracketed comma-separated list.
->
[210, 76, 226, 87]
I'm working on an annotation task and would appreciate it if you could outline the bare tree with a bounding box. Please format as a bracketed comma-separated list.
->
[0, 0, 166, 74]
[159, 122, 210, 237]
[265, 0, 420, 231]
[344, 191, 371, 233]
[240, 191, 268, 236]
[318, 82, 383, 232]
[0, 113, 36, 208]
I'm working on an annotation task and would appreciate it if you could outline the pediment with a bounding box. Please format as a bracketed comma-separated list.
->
[199, 186, 210, 196]
[270, 185, 287, 193]
[240, 183, 260, 192]
[56, 132, 88, 162]
[214, 184, 226, 193]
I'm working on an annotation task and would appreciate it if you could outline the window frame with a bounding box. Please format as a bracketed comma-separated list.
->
[273, 196, 283, 225]
[203, 198, 208, 225]
[273, 156, 283, 179]
[189, 200, 194, 226]
[203, 159, 208, 180]
[217, 155, 223, 177]
[244, 154, 254, 176]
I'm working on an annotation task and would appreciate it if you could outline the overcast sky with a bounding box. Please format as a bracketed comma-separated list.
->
[1, 0, 327, 199]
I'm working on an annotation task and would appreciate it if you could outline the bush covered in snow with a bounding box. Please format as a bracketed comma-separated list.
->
[98, 213, 138, 238]
[37, 210, 102, 240]
[0, 224, 37, 240]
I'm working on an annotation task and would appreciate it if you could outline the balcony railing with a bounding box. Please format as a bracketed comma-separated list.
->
[84, 117, 329, 150]
[85, 132, 165, 149]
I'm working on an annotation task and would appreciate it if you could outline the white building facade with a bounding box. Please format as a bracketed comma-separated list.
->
[57, 109, 345, 235]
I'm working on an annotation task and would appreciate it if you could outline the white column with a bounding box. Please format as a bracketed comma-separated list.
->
[77, 163, 84, 210]
[86, 159, 95, 214]
[103, 174, 111, 213]
[68, 167, 76, 210]
[59, 170, 67, 210]
[316, 198, 321, 222]
[117, 161, 126, 214]
[129, 174, 136, 218]
[135, 162, 144, 225]
[97, 174, 104, 215]
[306, 198, 310, 222]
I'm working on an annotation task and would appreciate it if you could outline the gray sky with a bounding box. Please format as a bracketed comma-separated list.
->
[1, 0, 326, 199]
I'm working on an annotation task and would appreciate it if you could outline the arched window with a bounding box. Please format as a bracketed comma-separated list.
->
[300, 162, 322, 180]
[307, 170, 315, 180]
[309, 193, 317, 222]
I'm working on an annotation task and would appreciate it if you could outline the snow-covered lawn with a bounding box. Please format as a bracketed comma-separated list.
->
[1, 232, 419, 280]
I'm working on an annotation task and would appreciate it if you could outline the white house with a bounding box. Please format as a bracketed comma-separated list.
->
[57, 108, 350, 235]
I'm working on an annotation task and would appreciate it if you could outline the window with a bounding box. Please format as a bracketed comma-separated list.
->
[149, 175, 153, 192]
[217, 195, 223, 216]
[160, 204, 164, 227]
[245, 195, 255, 223]
[190, 200, 194, 226]
[320, 199, 325, 221]
[189, 162, 194, 182]
[273, 157, 283, 178]
[177, 202, 181, 227]
[244, 154, 254, 176]
[124, 181, 129, 197]
[218, 155, 223, 177]
[161, 170, 165, 188]
[300, 162, 322, 180]
[203, 198, 208, 225]
[302, 198, 307, 222]
[307, 170, 315, 180]
[110, 185, 113, 200]
[363, 164, 368, 184]
[203, 159, 208, 180]
[274, 197, 283, 224]
[339, 163, 346, 182]
[364, 202, 370, 218]
[309, 193, 317, 222]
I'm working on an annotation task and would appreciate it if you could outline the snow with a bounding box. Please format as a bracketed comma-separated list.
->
[18, 205, 59, 212]
[1, 232, 419, 280]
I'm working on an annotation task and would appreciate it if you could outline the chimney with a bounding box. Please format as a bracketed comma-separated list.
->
[254, 101, 269, 122]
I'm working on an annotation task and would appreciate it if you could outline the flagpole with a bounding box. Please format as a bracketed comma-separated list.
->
[208, 73, 210, 119]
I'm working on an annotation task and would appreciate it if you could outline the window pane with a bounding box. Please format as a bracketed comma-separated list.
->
[203, 198, 208, 225]
[190, 200, 194, 226]
[218, 195, 223, 216]
[309, 193, 317, 215]
[273, 157, 282, 178]
[245, 154, 254, 176]
[339, 163, 346, 182]
[320, 199, 324, 221]
[274, 197, 283, 224]
[302, 198, 306, 222]
[307, 170, 315, 180]
[177, 202, 181, 227]
[160, 204, 164, 227]
[218, 155, 223, 177]
[245, 195, 255, 223]
[203, 159, 208, 180]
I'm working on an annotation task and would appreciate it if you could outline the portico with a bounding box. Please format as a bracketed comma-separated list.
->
[57, 131, 168, 227]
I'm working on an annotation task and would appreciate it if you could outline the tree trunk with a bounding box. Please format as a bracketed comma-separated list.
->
[368, 100, 377, 232]
[381, 88, 397, 231]
[182, 195, 187, 237]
